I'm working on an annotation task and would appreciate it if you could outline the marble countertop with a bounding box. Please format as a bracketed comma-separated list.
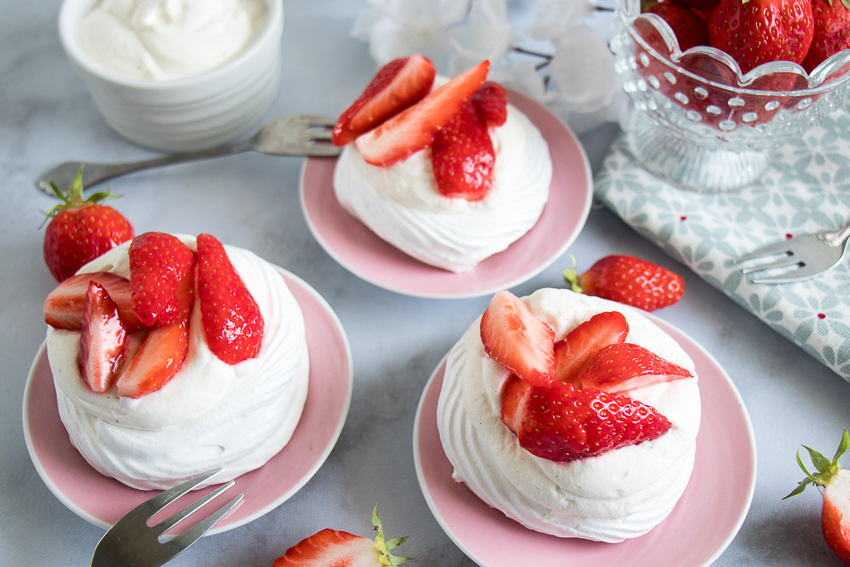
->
[2, 1, 849, 565]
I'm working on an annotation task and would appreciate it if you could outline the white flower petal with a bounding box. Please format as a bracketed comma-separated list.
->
[526, 0, 594, 42]
[445, 0, 512, 74]
[549, 25, 620, 112]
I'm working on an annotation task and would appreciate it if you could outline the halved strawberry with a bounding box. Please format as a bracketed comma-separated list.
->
[553, 311, 629, 387]
[471, 81, 508, 127]
[355, 60, 490, 167]
[500, 374, 532, 433]
[116, 319, 189, 398]
[333, 55, 436, 146]
[129, 232, 195, 327]
[500, 375, 672, 462]
[196, 234, 264, 365]
[78, 281, 128, 393]
[580, 343, 693, 393]
[431, 100, 495, 201]
[43, 272, 144, 331]
[271, 505, 410, 567]
[480, 290, 555, 387]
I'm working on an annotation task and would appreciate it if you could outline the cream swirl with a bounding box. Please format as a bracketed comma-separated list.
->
[46, 235, 309, 490]
[333, 103, 552, 273]
[437, 289, 700, 542]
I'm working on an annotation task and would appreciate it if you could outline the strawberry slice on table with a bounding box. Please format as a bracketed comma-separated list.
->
[116, 319, 189, 398]
[564, 255, 684, 312]
[500, 375, 672, 462]
[271, 505, 410, 567]
[553, 311, 629, 387]
[43, 272, 144, 331]
[480, 290, 555, 387]
[42, 168, 134, 282]
[580, 343, 693, 393]
[355, 60, 490, 167]
[78, 281, 128, 393]
[430, 100, 495, 201]
[196, 233, 264, 365]
[333, 54, 436, 146]
[801, 0, 850, 73]
[785, 429, 850, 565]
[128, 232, 195, 328]
[471, 81, 508, 127]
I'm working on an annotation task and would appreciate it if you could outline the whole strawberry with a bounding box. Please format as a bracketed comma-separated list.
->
[431, 100, 495, 201]
[564, 255, 684, 311]
[802, 0, 850, 73]
[271, 505, 410, 567]
[785, 430, 850, 566]
[42, 168, 134, 282]
[708, 0, 814, 74]
[645, 2, 710, 51]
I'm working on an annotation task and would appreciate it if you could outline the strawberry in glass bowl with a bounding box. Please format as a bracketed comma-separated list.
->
[611, 0, 850, 192]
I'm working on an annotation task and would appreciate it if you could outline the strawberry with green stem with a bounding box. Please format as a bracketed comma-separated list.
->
[785, 429, 850, 565]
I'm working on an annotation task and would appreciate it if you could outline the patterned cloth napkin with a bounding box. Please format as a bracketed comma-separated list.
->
[593, 108, 850, 383]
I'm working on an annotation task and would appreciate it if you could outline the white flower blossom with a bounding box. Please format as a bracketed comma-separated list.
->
[526, 0, 595, 43]
[548, 24, 621, 113]
[444, 0, 512, 75]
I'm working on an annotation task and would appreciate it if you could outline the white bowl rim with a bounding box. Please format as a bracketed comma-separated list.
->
[58, 0, 283, 91]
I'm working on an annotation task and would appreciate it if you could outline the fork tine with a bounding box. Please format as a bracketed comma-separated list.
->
[740, 256, 802, 275]
[141, 468, 226, 518]
[309, 129, 334, 141]
[731, 241, 793, 264]
[165, 494, 244, 553]
[751, 262, 828, 283]
[154, 480, 236, 535]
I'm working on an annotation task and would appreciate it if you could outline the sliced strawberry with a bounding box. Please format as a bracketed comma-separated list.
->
[43, 272, 144, 331]
[553, 311, 629, 387]
[480, 290, 555, 387]
[196, 234, 264, 365]
[501, 375, 672, 462]
[271, 506, 410, 567]
[78, 281, 128, 393]
[431, 101, 495, 201]
[500, 374, 532, 433]
[129, 232, 195, 327]
[355, 60, 490, 167]
[580, 343, 693, 393]
[333, 55, 436, 146]
[116, 319, 189, 398]
[471, 81, 508, 127]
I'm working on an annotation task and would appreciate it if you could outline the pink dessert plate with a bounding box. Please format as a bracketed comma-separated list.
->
[22, 267, 353, 535]
[414, 315, 756, 567]
[300, 90, 592, 299]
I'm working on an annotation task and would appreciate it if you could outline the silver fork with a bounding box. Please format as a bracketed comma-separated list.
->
[36, 114, 341, 195]
[730, 224, 850, 283]
[90, 468, 243, 567]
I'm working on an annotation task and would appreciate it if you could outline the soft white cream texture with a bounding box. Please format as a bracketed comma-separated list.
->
[77, 0, 267, 80]
[46, 235, 309, 490]
[333, 103, 552, 273]
[437, 289, 701, 542]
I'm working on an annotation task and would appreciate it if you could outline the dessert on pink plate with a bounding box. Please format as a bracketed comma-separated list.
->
[332, 55, 553, 273]
[42, 232, 309, 490]
[437, 288, 701, 542]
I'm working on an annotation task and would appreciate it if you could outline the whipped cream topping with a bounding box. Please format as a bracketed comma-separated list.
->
[437, 289, 701, 542]
[46, 235, 309, 490]
[333, 102, 552, 273]
[77, 0, 267, 80]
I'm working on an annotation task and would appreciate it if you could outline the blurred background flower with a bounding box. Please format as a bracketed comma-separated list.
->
[350, 0, 628, 133]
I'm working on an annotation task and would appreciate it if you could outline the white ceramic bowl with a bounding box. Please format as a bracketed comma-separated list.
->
[58, 0, 284, 152]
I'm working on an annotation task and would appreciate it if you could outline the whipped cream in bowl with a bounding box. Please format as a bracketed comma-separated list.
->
[436, 288, 701, 542]
[45, 235, 310, 490]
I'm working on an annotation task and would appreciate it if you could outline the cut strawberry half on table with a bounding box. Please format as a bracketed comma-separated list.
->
[580, 343, 693, 393]
[129, 232, 196, 328]
[355, 60, 490, 167]
[500, 375, 672, 462]
[196, 233, 264, 365]
[471, 81, 508, 127]
[43, 271, 144, 332]
[480, 290, 555, 387]
[333, 54, 436, 146]
[78, 281, 128, 393]
[431, 100, 495, 201]
[553, 311, 629, 387]
[116, 319, 189, 398]
[271, 505, 410, 567]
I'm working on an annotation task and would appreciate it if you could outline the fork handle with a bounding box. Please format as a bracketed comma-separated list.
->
[35, 139, 255, 195]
